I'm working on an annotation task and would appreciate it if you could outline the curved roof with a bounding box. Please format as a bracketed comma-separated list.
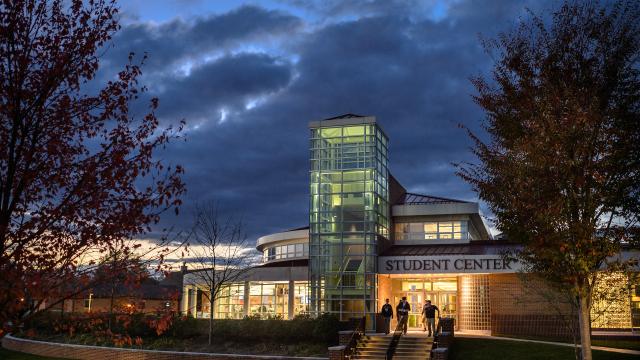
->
[256, 228, 308, 251]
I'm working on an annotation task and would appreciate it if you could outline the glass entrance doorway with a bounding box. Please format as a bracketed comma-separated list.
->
[391, 277, 457, 329]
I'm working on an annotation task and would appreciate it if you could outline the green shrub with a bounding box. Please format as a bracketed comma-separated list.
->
[24, 311, 348, 347]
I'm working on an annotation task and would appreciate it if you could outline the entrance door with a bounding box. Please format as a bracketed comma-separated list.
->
[393, 292, 423, 329]
[391, 277, 458, 330]
[406, 291, 423, 328]
[421, 292, 457, 328]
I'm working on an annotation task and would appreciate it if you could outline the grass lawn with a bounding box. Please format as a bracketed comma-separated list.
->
[0, 347, 69, 360]
[593, 339, 640, 351]
[450, 338, 640, 360]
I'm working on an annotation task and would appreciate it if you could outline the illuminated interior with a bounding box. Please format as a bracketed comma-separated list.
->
[309, 122, 389, 327]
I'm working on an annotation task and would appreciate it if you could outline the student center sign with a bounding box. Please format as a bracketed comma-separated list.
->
[380, 256, 518, 274]
[182, 114, 639, 337]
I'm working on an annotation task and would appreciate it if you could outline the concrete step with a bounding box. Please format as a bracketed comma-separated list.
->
[356, 341, 391, 346]
[360, 337, 391, 341]
[395, 344, 432, 348]
[352, 355, 387, 360]
[358, 340, 391, 346]
[357, 343, 391, 348]
[356, 347, 388, 352]
[358, 340, 392, 345]
[355, 350, 388, 356]
[393, 349, 431, 354]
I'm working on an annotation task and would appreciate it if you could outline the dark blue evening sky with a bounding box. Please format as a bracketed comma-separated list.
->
[103, 0, 558, 243]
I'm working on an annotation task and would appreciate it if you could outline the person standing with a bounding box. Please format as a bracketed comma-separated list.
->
[396, 296, 411, 335]
[380, 298, 393, 334]
[421, 300, 440, 337]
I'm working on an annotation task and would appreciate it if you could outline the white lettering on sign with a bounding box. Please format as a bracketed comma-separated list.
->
[378, 255, 520, 274]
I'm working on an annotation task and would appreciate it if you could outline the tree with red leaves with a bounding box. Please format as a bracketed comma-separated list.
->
[0, 0, 185, 331]
[458, 1, 640, 359]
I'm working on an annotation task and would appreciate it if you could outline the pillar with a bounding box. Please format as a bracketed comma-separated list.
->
[288, 280, 295, 320]
[181, 285, 189, 314]
[243, 281, 250, 317]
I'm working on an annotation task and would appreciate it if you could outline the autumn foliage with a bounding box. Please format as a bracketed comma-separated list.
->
[0, 0, 185, 329]
[458, 1, 640, 359]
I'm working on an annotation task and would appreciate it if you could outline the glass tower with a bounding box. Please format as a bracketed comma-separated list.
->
[309, 115, 389, 327]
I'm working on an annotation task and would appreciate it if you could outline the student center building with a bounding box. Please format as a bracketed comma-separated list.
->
[183, 115, 639, 337]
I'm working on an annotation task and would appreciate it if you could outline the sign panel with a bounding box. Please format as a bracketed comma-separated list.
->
[378, 255, 521, 274]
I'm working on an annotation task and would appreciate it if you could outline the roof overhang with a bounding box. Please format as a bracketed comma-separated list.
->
[256, 229, 309, 251]
[308, 115, 389, 140]
[392, 202, 492, 240]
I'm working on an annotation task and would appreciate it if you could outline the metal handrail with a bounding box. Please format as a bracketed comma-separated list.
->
[385, 315, 405, 360]
[344, 316, 366, 359]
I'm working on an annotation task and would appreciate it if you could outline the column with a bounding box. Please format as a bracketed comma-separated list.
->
[181, 285, 189, 314]
[288, 280, 295, 320]
[243, 281, 250, 317]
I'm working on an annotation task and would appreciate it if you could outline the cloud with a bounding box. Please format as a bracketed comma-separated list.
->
[156, 53, 294, 121]
[97, 1, 555, 249]
[103, 5, 302, 73]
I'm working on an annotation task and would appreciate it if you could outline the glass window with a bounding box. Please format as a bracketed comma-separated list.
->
[424, 223, 437, 233]
[216, 283, 245, 319]
[320, 127, 341, 138]
[293, 282, 309, 316]
[249, 282, 288, 319]
[295, 243, 303, 257]
[439, 222, 453, 233]
[343, 126, 365, 137]
[395, 221, 468, 241]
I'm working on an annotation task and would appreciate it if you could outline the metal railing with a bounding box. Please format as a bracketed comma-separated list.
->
[385, 315, 406, 360]
[344, 316, 366, 359]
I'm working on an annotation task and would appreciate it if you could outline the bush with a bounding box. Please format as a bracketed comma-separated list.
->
[23, 311, 348, 347]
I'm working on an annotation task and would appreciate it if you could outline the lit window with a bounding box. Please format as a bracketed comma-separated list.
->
[395, 221, 468, 241]
[424, 223, 437, 233]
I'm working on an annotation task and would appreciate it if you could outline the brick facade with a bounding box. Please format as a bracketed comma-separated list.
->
[489, 274, 578, 339]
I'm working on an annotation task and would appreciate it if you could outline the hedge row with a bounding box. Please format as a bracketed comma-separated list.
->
[24, 312, 349, 345]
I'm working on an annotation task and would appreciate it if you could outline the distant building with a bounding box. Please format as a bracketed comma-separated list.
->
[183, 114, 639, 338]
[47, 271, 183, 314]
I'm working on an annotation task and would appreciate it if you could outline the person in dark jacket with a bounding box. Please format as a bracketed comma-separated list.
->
[396, 296, 411, 335]
[380, 298, 393, 334]
[421, 300, 440, 337]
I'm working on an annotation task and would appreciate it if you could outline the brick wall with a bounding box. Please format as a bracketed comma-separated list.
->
[489, 274, 578, 340]
[2, 335, 327, 360]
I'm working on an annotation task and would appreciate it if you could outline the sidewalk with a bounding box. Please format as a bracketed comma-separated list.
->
[456, 332, 640, 356]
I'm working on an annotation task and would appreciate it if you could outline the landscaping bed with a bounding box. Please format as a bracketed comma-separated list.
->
[16, 312, 347, 357]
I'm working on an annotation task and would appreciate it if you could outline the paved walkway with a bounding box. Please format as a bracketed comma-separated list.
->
[456, 332, 640, 356]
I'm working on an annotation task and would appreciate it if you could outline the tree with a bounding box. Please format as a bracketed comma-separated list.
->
[92, 250, 150, 331]
[0, 0, 185, 330]
[458, 1, 640, 359]
[186, 203, 254, 346]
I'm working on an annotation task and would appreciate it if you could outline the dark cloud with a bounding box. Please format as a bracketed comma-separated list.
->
[157, 53, 294, 120]
[103, 5, 302, 72]
[102, 1, 555, 243]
